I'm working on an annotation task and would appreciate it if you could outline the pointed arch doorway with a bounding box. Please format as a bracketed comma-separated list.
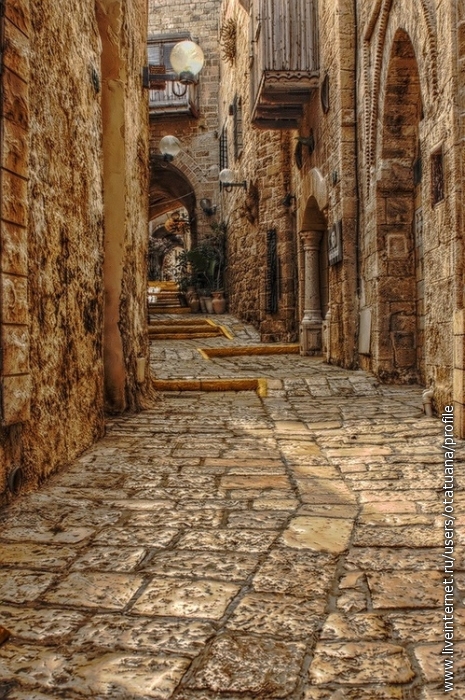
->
[374, 29, 425, 383]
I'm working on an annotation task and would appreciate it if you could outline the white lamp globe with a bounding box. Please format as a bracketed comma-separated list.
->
[170, 40, 205, 83]
[219, 168, 235, 184]
[159, 135, 181, 160]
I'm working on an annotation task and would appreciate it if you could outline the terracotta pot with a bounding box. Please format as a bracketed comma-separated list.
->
[211, 291, 227, 314]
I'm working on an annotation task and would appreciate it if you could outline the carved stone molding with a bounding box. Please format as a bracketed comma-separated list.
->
[363, 0, 439, 192]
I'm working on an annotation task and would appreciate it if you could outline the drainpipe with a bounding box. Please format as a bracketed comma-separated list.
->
[422, 386, 434, 417]
[353, 0, 361, 359]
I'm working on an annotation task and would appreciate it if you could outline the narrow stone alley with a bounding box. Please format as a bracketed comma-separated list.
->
[0, 316, 463, 699]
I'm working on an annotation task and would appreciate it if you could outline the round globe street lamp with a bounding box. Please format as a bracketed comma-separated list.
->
[159, 135, 181, 162]
[219, 168, 247, 192]
[143, 40, 205, 96]
[170, 41, 205, 85]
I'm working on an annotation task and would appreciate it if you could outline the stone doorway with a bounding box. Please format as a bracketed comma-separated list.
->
[375, 29, 424, 383]
[299, 196, 328, 354]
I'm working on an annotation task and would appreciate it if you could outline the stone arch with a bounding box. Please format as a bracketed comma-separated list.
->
[150, 160, 197, 223]
[364, 0, 438, 184]
[149, 149, 212, 245]
[373, 28, 424, 383]
[300, 168, 328, 227]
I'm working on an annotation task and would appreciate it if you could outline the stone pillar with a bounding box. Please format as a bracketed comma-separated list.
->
[300, 230, 323, 355]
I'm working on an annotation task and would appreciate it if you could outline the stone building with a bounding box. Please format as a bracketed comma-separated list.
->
[214, 0, 465, 433]
[0, 0, 149, 503]
[148, 0, 223, 269]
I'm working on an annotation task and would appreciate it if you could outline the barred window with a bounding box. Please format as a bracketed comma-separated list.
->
[147, 33, 198, 116]
[219, 126, 229, 171]
[233, 95, 243, 160]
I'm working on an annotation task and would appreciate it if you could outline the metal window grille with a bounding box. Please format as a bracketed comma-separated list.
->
[219, 126, 229, 171]
[233, 95, 243, 160]
[266, 228, 278, 314]
[147, 34, 197, 115]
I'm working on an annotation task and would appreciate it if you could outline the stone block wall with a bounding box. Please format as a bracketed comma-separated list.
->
[293, 0, 358, 367]
[357, 0, 462, 418]
[215, 0, 465, 430]
[0, 0, 149, 504]
[217, 1, 299, 341]
[148, 0, 223, 243]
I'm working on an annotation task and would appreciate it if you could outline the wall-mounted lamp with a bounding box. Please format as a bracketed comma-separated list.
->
[281, 193, 296, 207]
[199, 198, 217, 216]
[159, 135, 181, 162]
[142, 40, 205, 96]
[219, 168, 247, 192]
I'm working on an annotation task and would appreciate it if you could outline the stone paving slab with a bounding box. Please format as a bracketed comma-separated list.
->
[0, 314, 463, 698]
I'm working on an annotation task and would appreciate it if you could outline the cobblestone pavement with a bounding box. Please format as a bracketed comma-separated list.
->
[0, 314, 464, 699]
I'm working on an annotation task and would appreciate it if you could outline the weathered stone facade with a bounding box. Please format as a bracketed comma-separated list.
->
[356, 0, 463, 424]
[148, 0, 222, 245]
[218, 1, 299, 341]
[215, 0, 465, 433]
[0, 0, 149, 503]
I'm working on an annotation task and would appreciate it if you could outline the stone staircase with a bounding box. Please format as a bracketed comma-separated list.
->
[148, 318, 226, 340]
[147, 281, 190, 315]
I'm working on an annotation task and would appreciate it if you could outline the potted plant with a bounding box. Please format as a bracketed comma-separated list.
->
[175, 222, 227, 314]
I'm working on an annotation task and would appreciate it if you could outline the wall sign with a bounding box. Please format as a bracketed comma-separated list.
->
[328, 220, 343, 265]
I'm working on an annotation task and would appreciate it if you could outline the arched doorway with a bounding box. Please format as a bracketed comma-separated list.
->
[148, 208, 190, 283]
[149, 159, 197, 285]
[375, 29, 424, 383]
[299, 196, 328, 354]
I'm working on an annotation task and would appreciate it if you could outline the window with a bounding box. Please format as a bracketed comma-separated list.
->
[233, 95, 243, 159]
[219, 126, 229, 171]
[431, 149, 444, 205]
[147, 33, 199, 116]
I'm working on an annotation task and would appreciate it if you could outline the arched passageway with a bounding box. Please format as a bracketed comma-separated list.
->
[149, 160, 197, 285]
[374, 29, 424, 383]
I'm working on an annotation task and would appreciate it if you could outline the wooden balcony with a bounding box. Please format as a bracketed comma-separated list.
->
[250, 0, 319, 129]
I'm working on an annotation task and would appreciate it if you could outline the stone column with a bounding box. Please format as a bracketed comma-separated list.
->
[300, 230, 323, 355]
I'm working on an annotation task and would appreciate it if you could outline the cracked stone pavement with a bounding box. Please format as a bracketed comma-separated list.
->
[0, 315, 463, 699]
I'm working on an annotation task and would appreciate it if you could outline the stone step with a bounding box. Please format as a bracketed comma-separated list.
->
[148, 307, 191, 315]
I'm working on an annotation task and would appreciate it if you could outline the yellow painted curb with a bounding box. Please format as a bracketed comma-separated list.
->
[149, 332, 222, 340]
[153, 378, 268, 396]
[218, 324, 234, 340]
[153, 318, 212, 326]
[149, 318, 232, 340]
[198, 344, 300, 359]
[205, 318, 234, 339]
[148, 307, 191, 314]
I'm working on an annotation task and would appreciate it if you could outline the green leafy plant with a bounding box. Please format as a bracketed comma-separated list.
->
[175, 222, 227, 294]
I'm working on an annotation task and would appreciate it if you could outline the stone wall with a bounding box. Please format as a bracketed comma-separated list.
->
[218, 0, 299, 341]
[216, 0, 465, 430]
[293, 0, 358, 365]
[0, 0, 149, 504]
[148, 0, 222, 244]
[357, 0, 462, 420]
